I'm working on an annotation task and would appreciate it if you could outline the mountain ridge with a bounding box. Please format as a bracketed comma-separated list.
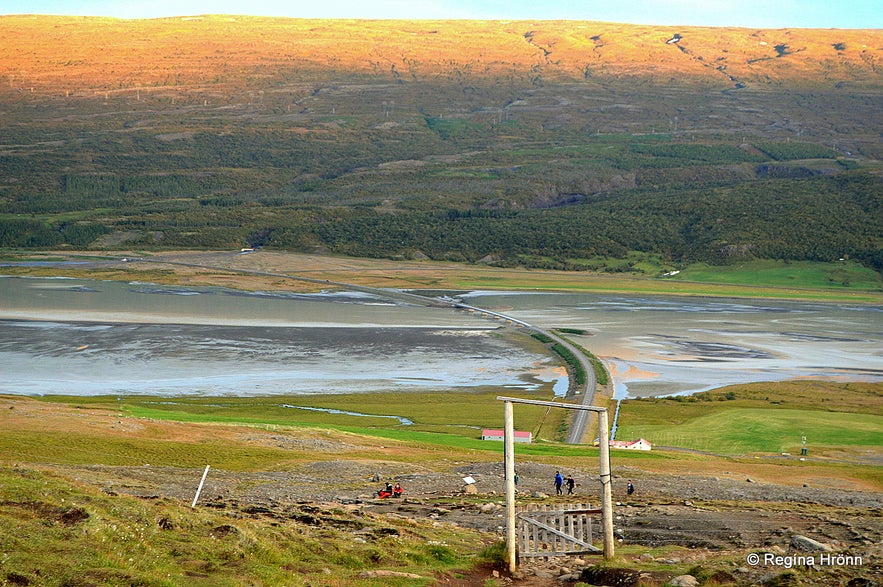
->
[2, 15, 881, 94]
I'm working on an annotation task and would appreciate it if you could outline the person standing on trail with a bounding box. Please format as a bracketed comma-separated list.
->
[554, 471, 564, 495]
[627, 480, 635, 495]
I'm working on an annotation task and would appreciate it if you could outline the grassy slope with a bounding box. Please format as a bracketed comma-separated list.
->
[5, 381, 880, 487]
[615, 381, 883, 463]
[2, 379, 881, 585]
[0, 466, 491, 587]
[622, 408, 881, 454]
[674, 259, 883, 291]
[0, 395, 505, 586]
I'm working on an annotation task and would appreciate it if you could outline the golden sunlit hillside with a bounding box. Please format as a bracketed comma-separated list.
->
[2, 15, 881, 95]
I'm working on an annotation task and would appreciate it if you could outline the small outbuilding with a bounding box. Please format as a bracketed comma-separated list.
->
[609, 438, 653, 451]
[481, 429, 532, 443]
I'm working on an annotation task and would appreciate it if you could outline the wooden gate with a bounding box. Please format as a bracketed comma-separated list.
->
[516, 503, 603, 558]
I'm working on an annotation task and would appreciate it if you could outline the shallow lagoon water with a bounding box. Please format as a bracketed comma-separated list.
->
[457, 291, 883, 398]
[0, 277, 561, 396]
[1, 276, 880, 398]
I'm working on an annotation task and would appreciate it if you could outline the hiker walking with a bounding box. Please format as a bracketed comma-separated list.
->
[554, 471, 564, 495]
[627, 480, 635, 495]
[566, 475, 575, 495]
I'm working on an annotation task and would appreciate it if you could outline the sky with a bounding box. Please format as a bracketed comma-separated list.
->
[2, 0, 881, 29]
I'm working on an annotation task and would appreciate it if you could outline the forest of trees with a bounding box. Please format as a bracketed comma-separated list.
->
[2, 161, 879, 273]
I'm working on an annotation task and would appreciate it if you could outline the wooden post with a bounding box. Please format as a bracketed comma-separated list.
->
[504, 400, 517, 574]
[597, 410, 615, 559]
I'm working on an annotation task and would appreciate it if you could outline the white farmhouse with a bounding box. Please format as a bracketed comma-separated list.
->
[609, 438, 653, 451]
[481, 429, 532, 443]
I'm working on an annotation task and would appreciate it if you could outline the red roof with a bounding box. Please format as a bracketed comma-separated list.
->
[610, 438, 652, 447]
[482, 429, 531, 438]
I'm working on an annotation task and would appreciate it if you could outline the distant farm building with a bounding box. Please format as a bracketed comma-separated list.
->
[609, 438, 653, 451]
[482, 429, 532, 443]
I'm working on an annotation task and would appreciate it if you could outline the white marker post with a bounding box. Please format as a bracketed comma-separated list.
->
[191, 465, 211, 508]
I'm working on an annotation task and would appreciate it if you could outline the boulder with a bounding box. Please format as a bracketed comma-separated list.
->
[790, 534, 832, 553]
[667, 575, 699, 587]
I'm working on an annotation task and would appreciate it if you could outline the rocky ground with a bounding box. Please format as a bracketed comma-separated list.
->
[57, 457, 882, 587]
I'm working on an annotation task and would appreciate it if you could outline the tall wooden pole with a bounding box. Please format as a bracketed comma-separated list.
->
[504, 400, 517, 573]
[597, 410, 615, 559]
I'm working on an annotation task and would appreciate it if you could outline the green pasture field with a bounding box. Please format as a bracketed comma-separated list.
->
[618, 408, 881, 454]
[33, 381, 883, 468]
[53, 390, 546, 432]
[5, 382, 881, 493]
[442, 258, 883, 302]
[39, 389, 574, 445]
[614, 381, 883, 458]
[3, 251, 882, 304]
[14, 392, 658, 472]
[452, 269, 883, 302]
[0, 426, 294, 470]
[673, 259, 883, 291]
